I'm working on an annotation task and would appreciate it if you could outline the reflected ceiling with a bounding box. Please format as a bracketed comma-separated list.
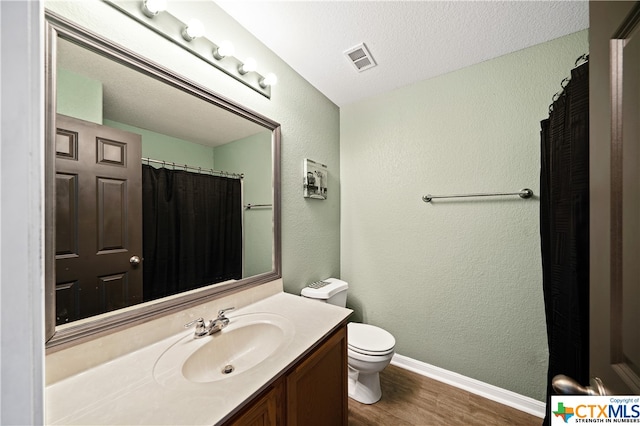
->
[57, 38, 266, 146]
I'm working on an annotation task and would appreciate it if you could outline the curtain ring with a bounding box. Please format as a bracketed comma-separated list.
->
[162, 160, 166, 168]
[184, 164, 187, 171]
[552, 90, 563, 103]
[575, 53, 588, 67]
[561, 77, 570, 89]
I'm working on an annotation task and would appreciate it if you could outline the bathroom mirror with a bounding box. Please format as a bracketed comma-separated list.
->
[44, 11, 281, 349]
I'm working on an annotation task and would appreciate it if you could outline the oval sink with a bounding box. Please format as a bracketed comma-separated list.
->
[153, 312, 294, 389]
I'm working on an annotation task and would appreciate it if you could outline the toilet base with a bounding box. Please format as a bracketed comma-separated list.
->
[348, 367, 382, 404]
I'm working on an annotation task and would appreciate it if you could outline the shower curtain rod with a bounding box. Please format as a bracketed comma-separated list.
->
[142, 157, 243, 179]
[422, 188, 534, 203]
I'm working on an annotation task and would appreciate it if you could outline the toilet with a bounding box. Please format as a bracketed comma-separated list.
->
[301, 278, 395, 404]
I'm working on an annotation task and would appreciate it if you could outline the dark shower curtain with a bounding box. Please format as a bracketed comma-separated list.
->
[142, 165, 242, 302]
[540, 60, 589, 425]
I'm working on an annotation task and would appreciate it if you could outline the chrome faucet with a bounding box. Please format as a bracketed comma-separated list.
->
[209, 307, 235, 334]
[184, 307, 235, 338]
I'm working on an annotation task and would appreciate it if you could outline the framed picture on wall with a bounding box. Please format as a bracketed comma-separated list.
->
[303, 158, 328, 200]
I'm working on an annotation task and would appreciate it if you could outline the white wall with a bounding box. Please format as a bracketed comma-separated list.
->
[0, 1, 45, 424]
[340, 30, 588, 401]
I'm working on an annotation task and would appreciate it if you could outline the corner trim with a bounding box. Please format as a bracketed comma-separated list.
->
[391, 354, 546, 418]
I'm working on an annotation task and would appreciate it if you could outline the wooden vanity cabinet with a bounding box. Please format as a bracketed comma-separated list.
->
[226, 380, 284, 426]
[225, 323, 347, 426]
[286, 325, 348, 426]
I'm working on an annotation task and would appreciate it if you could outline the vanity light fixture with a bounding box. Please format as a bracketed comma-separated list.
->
[141, 0, 167, 18]
[259, 73, 278, 88]
[181, 18, 205, 41]
[238, 57, 257, 75]
[213, 40, 235, 60]
[103, 0, 274, 98]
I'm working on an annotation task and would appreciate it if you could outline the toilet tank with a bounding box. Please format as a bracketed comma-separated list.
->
[300, 278, 348, 307]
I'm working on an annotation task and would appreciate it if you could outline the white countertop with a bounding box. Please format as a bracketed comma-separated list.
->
[45, 292, 351, 425]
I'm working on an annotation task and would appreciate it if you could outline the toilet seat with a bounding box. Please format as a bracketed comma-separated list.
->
[349, 345, 394, 357]
[348, 323, 395, 356]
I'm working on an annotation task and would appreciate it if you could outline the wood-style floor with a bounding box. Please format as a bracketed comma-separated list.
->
[348, 365, 542, 426]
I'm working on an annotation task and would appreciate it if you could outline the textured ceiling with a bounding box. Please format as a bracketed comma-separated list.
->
[215, 1, 589, 106]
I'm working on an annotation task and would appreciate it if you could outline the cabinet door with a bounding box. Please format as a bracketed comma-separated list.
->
[228, 381, 282, 426]
[286, 326, 348, 426]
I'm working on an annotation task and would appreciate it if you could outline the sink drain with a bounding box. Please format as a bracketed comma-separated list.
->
[222, 364, 234, 374]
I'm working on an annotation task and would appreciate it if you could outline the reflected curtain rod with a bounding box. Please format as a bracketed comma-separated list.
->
[142, 157, 243, 179]
[422, 188, 534, 203]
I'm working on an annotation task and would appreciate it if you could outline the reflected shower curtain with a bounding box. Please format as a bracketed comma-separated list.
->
[142, 165, 242, 302]
[540, 61, 589, 425]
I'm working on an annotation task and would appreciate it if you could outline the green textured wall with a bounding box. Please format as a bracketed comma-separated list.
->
[57, 68, 102, 124]
[214, 132, 273, 278]
[340, 30, 588, 401]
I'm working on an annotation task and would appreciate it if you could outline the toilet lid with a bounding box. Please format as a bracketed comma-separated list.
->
[348, 323, 395, 354]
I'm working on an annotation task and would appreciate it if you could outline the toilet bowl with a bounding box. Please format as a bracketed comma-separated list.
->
[347, 322, 395, 404]
[301, 278, 396, 404]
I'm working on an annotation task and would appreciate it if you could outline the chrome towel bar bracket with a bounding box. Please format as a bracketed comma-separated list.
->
[422, 188, 534, 203]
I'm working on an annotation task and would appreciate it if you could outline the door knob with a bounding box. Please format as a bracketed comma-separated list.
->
[552, 374, 609, 395]
[129, 255, 141, 266]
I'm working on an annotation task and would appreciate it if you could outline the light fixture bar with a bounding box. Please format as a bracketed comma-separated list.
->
[213, 40, 235, 60]
[141, 0, 167, 18]
[104, 0, 272, 98]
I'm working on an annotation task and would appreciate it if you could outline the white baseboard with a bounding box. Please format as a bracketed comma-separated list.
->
[391, 354, 546, 418]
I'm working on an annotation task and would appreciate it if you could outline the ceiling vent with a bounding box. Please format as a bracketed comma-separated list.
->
[344, 43, 377, 72]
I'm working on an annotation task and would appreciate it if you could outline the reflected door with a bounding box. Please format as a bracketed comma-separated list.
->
[55, 114, 143, 325]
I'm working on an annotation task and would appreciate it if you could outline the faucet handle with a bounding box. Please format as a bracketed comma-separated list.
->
[184, 317, 206, 331]
[185, 317, 209, 338]
[217, 307, 235, 318]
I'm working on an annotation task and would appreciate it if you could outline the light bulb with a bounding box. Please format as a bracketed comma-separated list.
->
[213, 41, 235, 60]
[259, 73, 278, 88]
[182, 19, 204, 41]
[238, 57, 257, 74]
[141, 0, 167, 17]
